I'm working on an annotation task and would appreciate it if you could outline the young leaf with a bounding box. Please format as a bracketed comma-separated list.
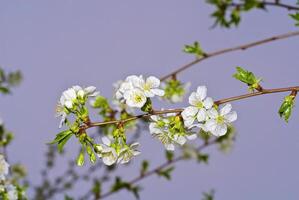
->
[183, 41, 204, 57]
[140, 160, 149, 176]
[233, 66, 261, 91]
[278, 95, 296, 122]
[289, 13, 299, 26]
[156, 166, 175, 180]
[165, 150, 174, 162]
[76, 149, 85, 166]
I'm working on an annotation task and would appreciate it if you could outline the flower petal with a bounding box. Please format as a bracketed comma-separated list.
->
[207, 108, 218, 119]
[224, 111, 237, 123]
[197, 108, 207, 122]
[188, 92, 200, 106]
[211, 124, 227, 137]
[196, 86, 207, 100]
[146, 76, 160, 88]
[220, 104, 232, 116]
[203, 97, 214, 109]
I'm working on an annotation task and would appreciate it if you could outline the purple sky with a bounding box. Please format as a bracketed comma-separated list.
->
[1, 1, 299, 199]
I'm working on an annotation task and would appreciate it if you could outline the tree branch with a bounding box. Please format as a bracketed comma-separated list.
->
[83, 86, 299, 132]
[230, 1, 299, 11]
[99, 139, 218, 199]
[160, 31, 299, 81]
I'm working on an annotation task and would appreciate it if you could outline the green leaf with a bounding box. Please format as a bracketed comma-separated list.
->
[140, 160, 149, 176]
[156, 166, 175, 180]
[48, 130, 72, 145]
[92, 180, 101, 199]
[57, 132, 73, 153]
[197, 153, 209, 164]
[141, 98, 153, 112]
[289, 13, 299, 26]
[64, 195, 74, 200]
[76, 149, 85, 166]
[0, 86, 10, 94]
[278, 95, 296, 122]
[165, 151, 174, 162]
[202, 190, 215, 200]
[111, 177, 141, 199]
[233, 66, 261, 90]
[183, 41, 204, 57]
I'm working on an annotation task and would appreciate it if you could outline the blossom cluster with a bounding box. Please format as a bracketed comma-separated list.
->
[94, 136, 140, 166]
[54, 76, 238, 166]
[115, 75, 165, 108]
[0, 155, 18, 200]
[149, 114, 196, 151]
[56, 85, 99, 128]
[182, 86, 237, 137]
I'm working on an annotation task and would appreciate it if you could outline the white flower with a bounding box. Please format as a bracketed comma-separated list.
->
[0, 154, 9, 181]
[182, 86, 214, 127]
[123, 88, 147, 108]
[115, 78, 135, 101]
[56, 85, 99, 128]
[97, 137, 118, 166]
[132, 76, 165, 97]
[114, 75, 164, 109]
[118, 143, 140, 164]
[149, 115, 196, 151]
[205, 104, 237, 137]
[6, 184, 18, 200]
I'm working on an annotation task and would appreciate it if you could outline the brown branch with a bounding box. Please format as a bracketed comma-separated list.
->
[160, 31, 299, 81]
[82, 86, 299, 132]
[230, 1, 299, 11]
[96, 85, 299, 199]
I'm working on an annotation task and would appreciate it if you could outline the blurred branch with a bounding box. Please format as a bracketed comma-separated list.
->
[99, 139, 218, 199]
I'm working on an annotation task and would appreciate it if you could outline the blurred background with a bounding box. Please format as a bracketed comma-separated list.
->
[0, 0, 299, 199]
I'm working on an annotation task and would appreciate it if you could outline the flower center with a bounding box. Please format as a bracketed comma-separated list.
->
[216, 115, 224, 124]
[196, 101, 204, 108]
[134, 94, 143, 103]
[143, 83, 151, 91]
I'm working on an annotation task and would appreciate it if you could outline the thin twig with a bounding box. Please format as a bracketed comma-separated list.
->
[230, 1, 299, 11]
[82, 86, 299, 132]
[160, 31, 299, 81]
[99, 139, 218, 199]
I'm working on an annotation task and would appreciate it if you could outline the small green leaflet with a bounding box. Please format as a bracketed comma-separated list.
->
[48, 130, 73, 153]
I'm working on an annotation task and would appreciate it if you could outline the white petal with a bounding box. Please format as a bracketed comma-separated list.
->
[84, 86, 96, 95]
[165, 143, 175, 151]
[196, 86, 207, 100]
[211, 124, 227, 137]
[207, 108, 218, 119]
[102, 137, 111, 146]
[205, 119, 217, 132]
[182, 106, 198, 118]
[196, 108, 207, 122]
[151, 88, 165, 96]
[144, 90, 155, 98]
[203, 97, 214, 109]
[175, 136, 186, 145]
[188, 92, 200, 106]
[146, 76, 160, 88]
[220, 104, 232, 116]
[186, 134, 197, 140]
[72, 85, 82, 92]
[64, 100, 73, 109]
[183, 117, 195, 127]
[224, 111, 237, 122]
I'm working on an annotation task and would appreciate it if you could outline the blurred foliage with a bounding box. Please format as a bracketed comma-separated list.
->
[0, 67, 22, 94]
